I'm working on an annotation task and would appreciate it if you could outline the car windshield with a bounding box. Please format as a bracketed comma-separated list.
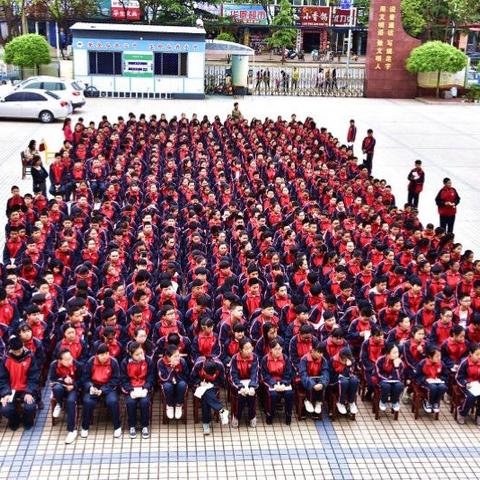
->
[45, 91, 60, 99]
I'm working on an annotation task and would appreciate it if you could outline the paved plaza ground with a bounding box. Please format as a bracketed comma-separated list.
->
[0, 96, 479, 479]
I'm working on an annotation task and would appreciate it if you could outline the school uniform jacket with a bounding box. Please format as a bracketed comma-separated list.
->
[120, 357, 155, 392]
[0, 349, 40, 397]
[82, 356, 120, 395]
[261, 352, 293, 387]
[229, 352, 259, 389]
[299, 353, 330, 390]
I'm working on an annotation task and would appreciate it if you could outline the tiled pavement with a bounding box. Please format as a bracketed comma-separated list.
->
[1, 96, 480, 479]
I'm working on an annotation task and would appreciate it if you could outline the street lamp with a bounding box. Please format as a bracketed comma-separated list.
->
[345, 0, 354, 77]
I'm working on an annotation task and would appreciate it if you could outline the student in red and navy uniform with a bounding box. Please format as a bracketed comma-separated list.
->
[191, 317, 220, 361]
[455, 343, 480, 424]
[415, 297, 436, 335]
[401, 277, 424, 318]
[467, 314, 480, 344]
[158, 344, 189, 420]
[402, 325, 426, 379]
[53, 323, 89, 364]
[289, 324, 319, 374]
[229, 338, 259, 427]
[49, 349, 83, 444]
[299, 344, 330, 415]
[414, 346, 448, 414]
[81, 343, 121, 438]
[360, 326, 384, 398]
[121, 341, 154, 439]
[0, 336, 40, 430]
[441, 325, 469, 372]
[430, 308, 454, 347]
[375, 343, 404, 412]
[329, 347, 359, 415]
[322, 327, 350, 360]
[221, 323, 246, 366]
[347, 306, 375, 357]
[386, 315, 411, 347]
[261, 339, 294, 425]
[191, 357, 230, 434]
[435, 177, 460, 234]
[254, 322, 284, 358]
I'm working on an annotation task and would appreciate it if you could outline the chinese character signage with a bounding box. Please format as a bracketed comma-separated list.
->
[223, 4, 268, 25]
[372, 3, 397, 71]
[299, 6, 357, 27]
[123, 52, 153, 78]
[111, 0, 141, 21]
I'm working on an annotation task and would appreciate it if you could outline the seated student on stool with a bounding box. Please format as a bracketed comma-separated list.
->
[229, 338, 259, 428]
[0, 336, 40, 430]
[360, 325, 385, 400]
[261, 339, 294, 425]
[330, 347, 359, 415]
[158, 344, 189, 420]
[191, 356, 230, 435]
[415, 345, 448, 414]
[121, 341, 155, 439]
[49, 348, 83, 444]
[375, 343, 404, 413]
[455, 343, 480, 425]
[299, 343, 330, 415]
[81, 343, 122, 438]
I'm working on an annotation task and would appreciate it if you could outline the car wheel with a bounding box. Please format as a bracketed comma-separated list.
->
[39, 110, 54, 123]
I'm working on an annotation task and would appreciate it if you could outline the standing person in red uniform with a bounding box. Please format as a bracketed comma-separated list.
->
[407, 160, 425, 208]
[435, 178, 460, 233]
[347, 119, 357, 148]
[0, 336, 39, 430]
[361, 129, 376, 175]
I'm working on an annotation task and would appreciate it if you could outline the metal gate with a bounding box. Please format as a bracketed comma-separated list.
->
[205, 64, 365, 97]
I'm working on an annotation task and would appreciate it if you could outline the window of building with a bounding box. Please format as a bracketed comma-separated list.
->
[88, 51, 122, 75]
[154, 53, 188, 76]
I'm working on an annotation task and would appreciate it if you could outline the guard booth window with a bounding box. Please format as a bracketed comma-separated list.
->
[154, 53, 188, 76]
[89, 51, 122, 75]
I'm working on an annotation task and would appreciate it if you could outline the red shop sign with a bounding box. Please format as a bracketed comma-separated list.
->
[300, 7, 331, 27]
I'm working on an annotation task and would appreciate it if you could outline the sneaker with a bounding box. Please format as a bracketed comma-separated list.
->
[166, 406, 174, 419]
[231, 416, 239, 428]
[219, 409, 229, 426]
[349, 402, 358, 415]
[379, 401, 388, 412]
[336, 402, 347, 415]
[52, 404, 62, 418]
[129, 427, 137, 439]
[432, 403, 440, 414]
[113, 428, 122, 438]
[65, 430, 77, 444]
[174, 405, 183, 420]
[392, 402, 400, 412]
[80, 429, 89, 438]
[423, 401, 432, 414]
[304, 399, 314, 413]
[314, 402, 322, 415]
[141, 427, 150, 439]
[203, 423, 211, 435]
[249, 417, 257, 428]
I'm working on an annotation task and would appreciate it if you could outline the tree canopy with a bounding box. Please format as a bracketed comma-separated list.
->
[266, 0, 296, 58]
[4, 33, 51, 68]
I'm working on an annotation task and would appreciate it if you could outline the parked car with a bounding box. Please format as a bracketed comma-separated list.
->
[0, 89, 72, 123]
[12, 76, 86, 110]
[467, 69, 480, 87]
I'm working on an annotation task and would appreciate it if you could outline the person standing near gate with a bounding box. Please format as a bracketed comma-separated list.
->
[407, 159, 425, 208]
[347, 119, 357, 147]
[435, 177, 460, 233]
[361, 129, 376, 175]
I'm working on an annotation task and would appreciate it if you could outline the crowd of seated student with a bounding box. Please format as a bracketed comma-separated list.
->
[2, 112, 480, 445]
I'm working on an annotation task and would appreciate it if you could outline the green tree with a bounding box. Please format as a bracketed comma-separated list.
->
[4, 33, 51, 74]
[40, 0, 101, 31]
[216, 32, 236, 43]
[401, 0, 480, 41]
[266, 0, 296, 62]
[406, 40, 468, 97]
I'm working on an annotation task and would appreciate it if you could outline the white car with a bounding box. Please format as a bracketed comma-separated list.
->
[13, 76, 86, 110]
[0, 89, 72, 123]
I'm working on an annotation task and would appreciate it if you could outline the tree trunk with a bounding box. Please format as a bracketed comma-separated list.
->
[436, 70, 441, 98]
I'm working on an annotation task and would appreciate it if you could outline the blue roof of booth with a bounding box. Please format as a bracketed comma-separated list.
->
[71, 22, 206, 36]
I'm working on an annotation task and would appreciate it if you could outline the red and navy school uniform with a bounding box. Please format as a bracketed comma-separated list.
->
[261, 352, 294, 420]
[435, 186, 460, 218]
[378, 306, 401, 334]
[347, 318, 375, 356]
[157, 356, 189, 407]
[92, 338, 124, 362]
[49, 359, 83, 432]
[0, 300, 19, 338]
[221, 337, 242, 366]
[455, 356, 480, 417]
[191, 332, 220, 361]
[0, 349, 40, 429]
[289, 334, 319, 374]
[360, 337, 384, 388]
[299, 352, 330, 402]
[120, 356, 155, 429]
[402, 290, 423, 318]
[429, 320, 453, 347]
[415, 307, 437, 335]
[414, 358, 448, 405]
[441, 338, 469, 371]
[466, 323, 480, 344]
[250, 314, 280, 343]
[386, 326, 411, 347]
[151, 318, 186, 343]
[81, 355, 121, 430]
[329, 353, 359, 405]
[254, 335, 284, 358]
[375, 355, 404, 403]
[322, 336, 350, 361]
[53, 336, 89, 364]
[190, 356, 226, 424]
[154, 335, 191, 362]
[402, 338, 426, 378]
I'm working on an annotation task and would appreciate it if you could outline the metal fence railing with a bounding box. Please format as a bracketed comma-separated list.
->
[205, 64, 365, 97]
